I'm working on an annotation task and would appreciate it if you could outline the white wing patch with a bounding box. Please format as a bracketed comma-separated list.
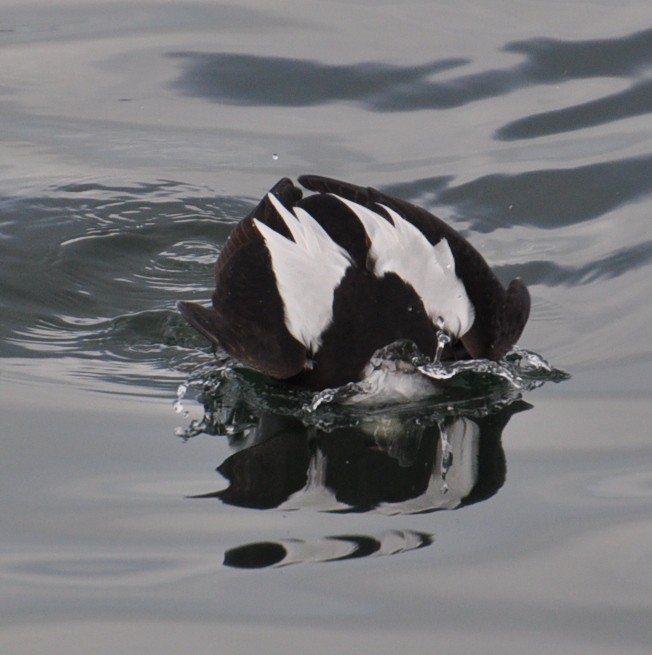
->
[254, 193, 351, 353]
[334, 196, 475, 337]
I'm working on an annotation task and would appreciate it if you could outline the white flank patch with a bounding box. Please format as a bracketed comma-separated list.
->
[253, 193, 351, 352]
[334, 196, 475, 337]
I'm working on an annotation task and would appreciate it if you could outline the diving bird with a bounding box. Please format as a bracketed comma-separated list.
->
[178, 175, 530, 390]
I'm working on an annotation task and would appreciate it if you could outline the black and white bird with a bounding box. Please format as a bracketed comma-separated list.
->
[178, 175, 530, 391]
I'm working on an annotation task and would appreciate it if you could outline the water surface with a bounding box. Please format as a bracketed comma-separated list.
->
[1, 1, 651, 654]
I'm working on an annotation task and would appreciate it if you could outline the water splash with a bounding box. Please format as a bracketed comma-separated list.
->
[173, 383, 189, 417]
[175, 340, 568, 438]
[308, 341, 568, 409]
[174, 358, 314, 439]
[434, 316, 451, 365]
[304, 383, 361, 412]
[416, 345, 569, 392]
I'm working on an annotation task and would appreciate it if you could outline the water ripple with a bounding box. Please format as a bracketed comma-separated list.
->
[0, 181, 249, 386]
[496, 78, 652, 140]
[509, 241, 652, 286]
[168, 28, 652, 111]
[437, 154, 652, 230]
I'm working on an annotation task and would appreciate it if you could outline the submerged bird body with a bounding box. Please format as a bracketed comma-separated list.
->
[179, 175, 530, 390]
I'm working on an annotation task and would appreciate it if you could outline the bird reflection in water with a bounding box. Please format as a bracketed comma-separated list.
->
[179, 374, 531, 568]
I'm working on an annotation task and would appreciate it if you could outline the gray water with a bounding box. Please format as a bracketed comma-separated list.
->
[2, 2, 652, 653]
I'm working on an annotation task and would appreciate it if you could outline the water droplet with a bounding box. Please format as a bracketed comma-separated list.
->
[272, 153, 279, 160]
[173, 400, 188, 417]
[438, 420, 452, 493]
[433, 320, 451, 365]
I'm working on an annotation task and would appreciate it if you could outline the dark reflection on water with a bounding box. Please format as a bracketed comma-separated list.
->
[184, 382, 530, 566]
[515, 241, 652, 287]
[496, 78, 652, 140]
[380, 155, 652, 238]
[179, 361, 535, 567]
[224, 531, 433, 569]
[191, 401, 527, 514]
[168, 28, 652, 113]
[504, 28, 652, 79]
[437, 155, 652, 231]
[168, 53, 470, 108]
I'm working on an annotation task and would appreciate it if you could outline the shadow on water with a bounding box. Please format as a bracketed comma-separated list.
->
[167, 28, 652, 114]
